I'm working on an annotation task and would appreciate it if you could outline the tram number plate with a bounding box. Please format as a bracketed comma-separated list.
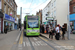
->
[32, 30, 35, 31]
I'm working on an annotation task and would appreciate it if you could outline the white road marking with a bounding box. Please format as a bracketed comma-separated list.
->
[23, 42, 25, 47]
[32, 42, 37, 46]
[26, 42, 31, 46]
[33, 38, 37, 40]
[37, 41, 47, 46]
[16, 31, 21, 42]
[23, 41, 47, 47]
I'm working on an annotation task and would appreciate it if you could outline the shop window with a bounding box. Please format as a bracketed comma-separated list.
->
[73, 6, 75, 13]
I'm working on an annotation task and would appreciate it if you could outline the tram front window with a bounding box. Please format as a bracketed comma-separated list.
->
[28, 17, 39, 28]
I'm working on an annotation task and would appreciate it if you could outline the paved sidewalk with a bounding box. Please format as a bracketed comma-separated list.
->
[41, 33, 75, 50]
[0, 29, 21, 50]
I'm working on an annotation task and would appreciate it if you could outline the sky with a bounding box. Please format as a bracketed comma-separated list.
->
[15, 0, 51, 23]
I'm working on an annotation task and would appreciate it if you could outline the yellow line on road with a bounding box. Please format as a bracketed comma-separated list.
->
[19, 31, 23, 44]
[39, 36, 48, 41]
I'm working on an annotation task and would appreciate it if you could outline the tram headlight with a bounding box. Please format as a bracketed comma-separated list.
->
[37, 30, 39, 32]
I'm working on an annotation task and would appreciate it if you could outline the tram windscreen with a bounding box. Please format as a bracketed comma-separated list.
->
[27, 16, 39, 28]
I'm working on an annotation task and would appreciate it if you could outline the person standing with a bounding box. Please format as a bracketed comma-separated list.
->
[4, 26, 8, 34]
[55, 25, 60, 40]
[46, 25, 49, 34]
[42, 25, 44, 33]
[49, 25, 54, 39]
[62, 25, 66, 40]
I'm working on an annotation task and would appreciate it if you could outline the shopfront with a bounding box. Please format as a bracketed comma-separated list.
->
[0, 11, 3, 33]
[70, 14, 75, 31]
[4, 14, 15, 32]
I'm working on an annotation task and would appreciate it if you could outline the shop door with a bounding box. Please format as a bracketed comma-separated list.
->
[0, 18, 1, 33]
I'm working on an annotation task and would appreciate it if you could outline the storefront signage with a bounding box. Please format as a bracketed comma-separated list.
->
[5, 14, 15, 22]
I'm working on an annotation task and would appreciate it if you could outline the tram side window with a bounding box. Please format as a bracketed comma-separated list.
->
[24, 21, 26, 29]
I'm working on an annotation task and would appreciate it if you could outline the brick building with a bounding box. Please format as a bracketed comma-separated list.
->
[36, 10, 42, 24]
[0, 0, 17, 33]
[70, 0, 75, 30]
[70, 0, 75, 14]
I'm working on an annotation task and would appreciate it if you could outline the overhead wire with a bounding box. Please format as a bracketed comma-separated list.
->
[29, 0, 33, 11]
[30, 0, 47, 13]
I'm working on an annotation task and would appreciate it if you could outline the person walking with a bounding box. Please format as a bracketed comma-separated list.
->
[4, 26, 8, 34]
[62, 25, 66, 40]
[55, 25, 60, 40]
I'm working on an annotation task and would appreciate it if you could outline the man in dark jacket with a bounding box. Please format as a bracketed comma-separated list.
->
[4, 26, 7, 34]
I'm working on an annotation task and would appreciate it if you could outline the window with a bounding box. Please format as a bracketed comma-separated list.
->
[52, 3, 53, 7]
[8, 0, 9, 2]
[54, 0, 56, 7]
[8, 7, 9, 15]
[54, 10, 56, 17]
[73, 6, 75, 12]
[4, 4, 6, 13]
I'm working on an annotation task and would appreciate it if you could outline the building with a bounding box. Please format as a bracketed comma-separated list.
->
[70, 0, 75, 30]
[0, 0, 4, 33]
[16, 15, 20, 29]
[42, 0, 68, 27]
[36, 10, 42, 24]
[0, 0, 17, 33]
[42, 4, 49, 24]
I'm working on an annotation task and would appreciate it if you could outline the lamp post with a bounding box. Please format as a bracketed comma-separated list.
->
[67, 0, 70, 40]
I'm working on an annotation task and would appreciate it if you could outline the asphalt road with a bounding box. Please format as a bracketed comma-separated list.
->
[15, 30, 60, 50]
[0, 29, 73, 50]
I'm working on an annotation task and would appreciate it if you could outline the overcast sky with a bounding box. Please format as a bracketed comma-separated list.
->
[15, 0, 51, 23]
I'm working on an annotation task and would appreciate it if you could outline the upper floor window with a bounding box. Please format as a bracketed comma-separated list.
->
[8, 0, 9, 2]
[73, 6, 75, 12]
[4, 4, 6, 13]
[8, 7, 9, 15]
[54, 10, 56, 17]
[54, 0, 56, 8]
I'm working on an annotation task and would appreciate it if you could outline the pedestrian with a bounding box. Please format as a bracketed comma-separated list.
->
[40, 24, 42, 33]
[62, 25, 66, 40]
[55, 25, 60, 40]
[49, 25, 54, 40]
[42, 25, 44, 33]
[46, 25, 49, 34]
[4, 26, 8, 34]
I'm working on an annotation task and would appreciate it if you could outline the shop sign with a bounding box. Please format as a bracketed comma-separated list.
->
[5, 14, 15, 22]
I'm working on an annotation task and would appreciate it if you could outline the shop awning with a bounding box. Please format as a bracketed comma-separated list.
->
[70, 14, 75, 21]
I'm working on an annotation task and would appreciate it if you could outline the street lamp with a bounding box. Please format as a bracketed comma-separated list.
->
[67, 0, 70, 40]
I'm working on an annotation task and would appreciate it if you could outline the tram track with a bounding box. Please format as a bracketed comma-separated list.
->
[28, 37, 35, 50]
[25, 36, 57, 50]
